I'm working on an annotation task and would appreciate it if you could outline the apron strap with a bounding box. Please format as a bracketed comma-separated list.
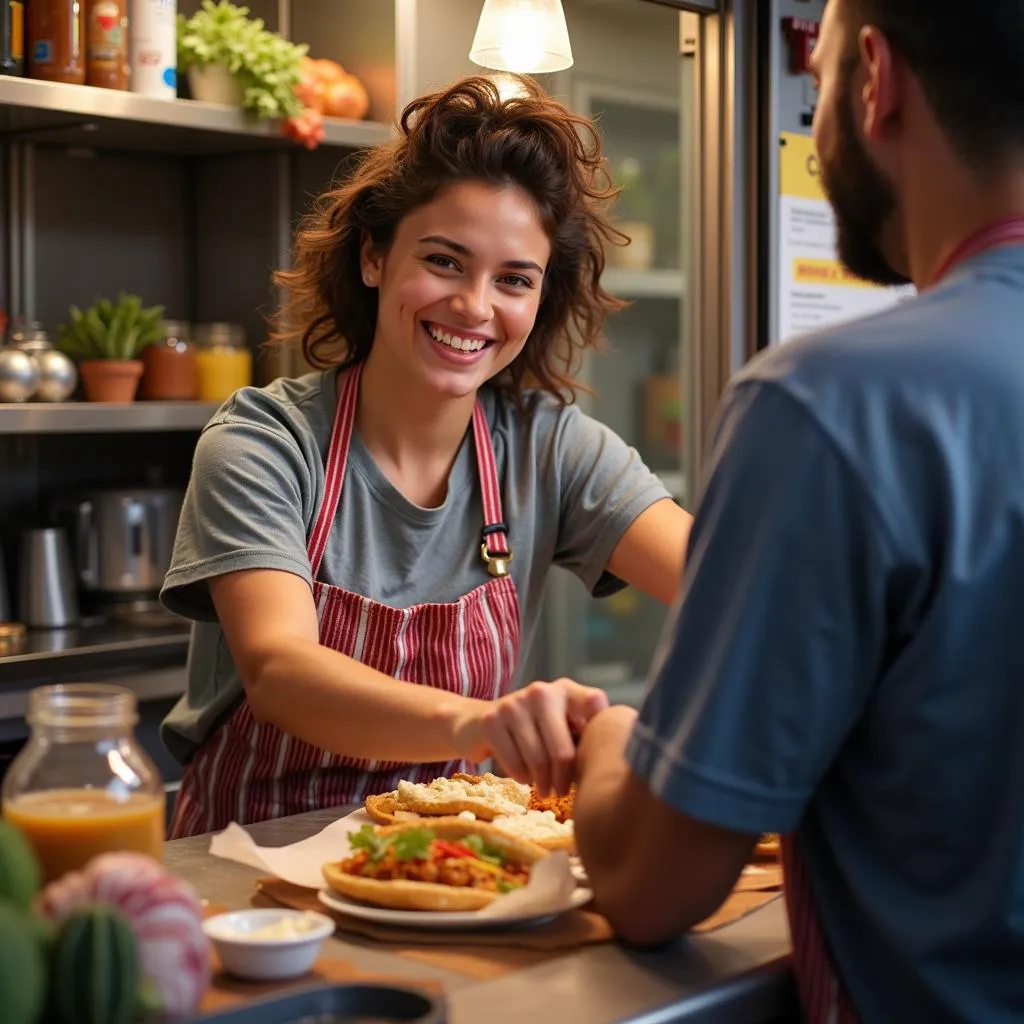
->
[307, 366, 511, 580]
[472, 401, 510, 564]
[307, 365, 361, 578]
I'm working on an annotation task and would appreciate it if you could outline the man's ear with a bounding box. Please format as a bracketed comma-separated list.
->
[360, 233, 384, 287]
[858, 25, 901, 142]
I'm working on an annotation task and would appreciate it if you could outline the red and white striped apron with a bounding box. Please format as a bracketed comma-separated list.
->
[169, 366, 521, 839]
[781, 836, 860, 1024]
[781, 216, 1024, 1023]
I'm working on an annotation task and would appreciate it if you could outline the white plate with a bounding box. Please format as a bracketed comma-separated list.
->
[318, 884, 593, 931]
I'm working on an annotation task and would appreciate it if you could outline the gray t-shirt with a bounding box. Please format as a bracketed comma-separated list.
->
[160, 369, 669, 763]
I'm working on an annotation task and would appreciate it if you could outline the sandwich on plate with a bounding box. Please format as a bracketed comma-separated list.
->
[363, 772, 576, 852]
[322, 818, 549, 912]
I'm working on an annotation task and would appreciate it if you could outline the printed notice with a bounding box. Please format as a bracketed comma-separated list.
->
[777, 131, 914, 343]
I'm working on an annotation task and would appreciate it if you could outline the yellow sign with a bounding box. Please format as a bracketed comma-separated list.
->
[791, 257, 879, 290]
[779, 131, 825, 202]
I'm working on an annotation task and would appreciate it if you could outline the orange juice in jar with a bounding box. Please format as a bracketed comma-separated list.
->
[1, 684, 164, 884]
[195, 322, 252, 402]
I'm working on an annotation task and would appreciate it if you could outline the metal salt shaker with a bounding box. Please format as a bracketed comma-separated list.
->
[0, 347, 38, 402]
[14, 325, 77, 402]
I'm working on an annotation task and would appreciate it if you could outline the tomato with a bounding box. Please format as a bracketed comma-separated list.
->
[432, 840, 477, 860]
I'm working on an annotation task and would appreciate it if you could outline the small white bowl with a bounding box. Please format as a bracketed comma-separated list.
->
[202, 908, 335, 981]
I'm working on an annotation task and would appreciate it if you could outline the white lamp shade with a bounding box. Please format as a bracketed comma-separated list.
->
[469, 0, 574, 75]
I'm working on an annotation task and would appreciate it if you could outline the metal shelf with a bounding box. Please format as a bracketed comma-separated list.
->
[0, 401, 219, 434]
[0, 619, 191, 688]
[0, 76, 393, 155]
[602, 268, 686, 299]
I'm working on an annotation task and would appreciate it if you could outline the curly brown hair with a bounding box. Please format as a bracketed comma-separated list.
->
[270, 74, 627, 403]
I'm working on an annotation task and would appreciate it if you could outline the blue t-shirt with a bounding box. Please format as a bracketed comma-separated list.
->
[628, 245, 1024, 1021]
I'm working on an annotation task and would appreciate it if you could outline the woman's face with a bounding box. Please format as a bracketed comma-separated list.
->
[360, 179, 551, 400]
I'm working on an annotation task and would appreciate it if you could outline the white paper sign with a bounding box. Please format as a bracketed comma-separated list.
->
[777, 131, 914, 343]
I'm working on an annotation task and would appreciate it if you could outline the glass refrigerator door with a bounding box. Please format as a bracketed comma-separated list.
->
[524, 40, 697, 707]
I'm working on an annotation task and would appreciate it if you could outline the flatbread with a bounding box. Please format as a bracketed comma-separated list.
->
[364, 792, 401, 824]
[520, 832, 575, 853]
[322, 817, 547, 912]
[452, 772, 532, 808]
[322, 866, 498, 911]
[390, 775, 530, 821]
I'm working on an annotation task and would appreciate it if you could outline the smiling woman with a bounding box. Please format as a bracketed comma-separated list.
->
[157, 75, 693, 840]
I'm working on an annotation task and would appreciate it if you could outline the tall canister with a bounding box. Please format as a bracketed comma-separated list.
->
[129, 0, 175, 98]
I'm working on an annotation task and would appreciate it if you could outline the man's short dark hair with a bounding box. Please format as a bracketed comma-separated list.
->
[845, 0, 1024, 164]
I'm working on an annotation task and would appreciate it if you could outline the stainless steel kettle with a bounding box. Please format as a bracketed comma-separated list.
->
[69, 488, 184, 598]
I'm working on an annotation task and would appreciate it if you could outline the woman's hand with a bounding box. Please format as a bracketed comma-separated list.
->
[452, 679, 610, 796]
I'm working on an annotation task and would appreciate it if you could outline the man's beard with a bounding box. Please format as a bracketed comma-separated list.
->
[819, 73, 911, 287]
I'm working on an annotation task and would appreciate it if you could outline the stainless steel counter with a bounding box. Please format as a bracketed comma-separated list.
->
[165, 808, 796, 1024]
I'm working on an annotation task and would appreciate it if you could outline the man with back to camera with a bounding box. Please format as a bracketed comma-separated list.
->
[571, 0, 1024, 1020]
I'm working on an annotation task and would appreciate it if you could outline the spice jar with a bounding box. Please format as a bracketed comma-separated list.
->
[195, 322, 252, 402]
[139, 320, 199, 400]
[1, 683, 165, 883]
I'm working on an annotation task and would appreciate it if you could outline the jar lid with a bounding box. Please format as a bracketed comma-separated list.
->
[196, 322, 246, 349]
[160, 320, 193, 343]
[0, 622, 27, 655]
[27, 683, 138, 730]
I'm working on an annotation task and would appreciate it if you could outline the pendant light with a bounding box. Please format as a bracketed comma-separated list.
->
[469, 0, 574, 75]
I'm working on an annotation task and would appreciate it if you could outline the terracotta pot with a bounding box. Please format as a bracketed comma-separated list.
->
[79, 360, 145, 403]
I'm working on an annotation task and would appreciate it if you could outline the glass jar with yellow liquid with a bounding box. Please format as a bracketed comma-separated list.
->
[1, 684, 164, 884]
[194, 322, 252, 402]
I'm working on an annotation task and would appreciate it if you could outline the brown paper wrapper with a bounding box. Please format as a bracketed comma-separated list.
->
[252, 871, 783, 980]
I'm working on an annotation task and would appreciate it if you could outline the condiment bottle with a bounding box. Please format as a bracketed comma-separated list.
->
[195, 322, 253, 402]
[86, 0, 129, 90]
[1, 0, 25, 76]
[139, 320, 199, 400]
[129, 0, 175, 98]
[1, 684, 165, 884]
[27, 0, 86, 84]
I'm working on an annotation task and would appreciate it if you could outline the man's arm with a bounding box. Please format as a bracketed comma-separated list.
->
[574, 706, 755, 946]
[575, 378, 895, 944]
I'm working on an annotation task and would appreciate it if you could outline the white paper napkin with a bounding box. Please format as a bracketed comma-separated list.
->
[208, 809, 579, 918]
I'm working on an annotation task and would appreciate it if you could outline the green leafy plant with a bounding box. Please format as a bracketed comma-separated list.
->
[57, 294, 165, 362]
[612, 156, 657, 224]
[177, 0, 306, 121]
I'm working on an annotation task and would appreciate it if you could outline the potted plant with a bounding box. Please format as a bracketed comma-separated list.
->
[177, 0, 306, 121]
[607, 155, 657, 271]
[57, 294, 165, 403]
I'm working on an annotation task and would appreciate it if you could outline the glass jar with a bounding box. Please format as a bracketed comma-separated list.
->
[194, 322, 252, 402]
[9, 319, 50, 353]
[27, 0, 85, 85]
[1, 684, 165, 883]
[85, 0, 128, 90]
[139, 320, 199, 400]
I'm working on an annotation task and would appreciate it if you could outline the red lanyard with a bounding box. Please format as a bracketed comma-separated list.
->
[931, 215, 1024, 286]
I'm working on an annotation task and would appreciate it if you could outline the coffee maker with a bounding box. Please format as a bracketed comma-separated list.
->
[52, 487, 184, 620]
